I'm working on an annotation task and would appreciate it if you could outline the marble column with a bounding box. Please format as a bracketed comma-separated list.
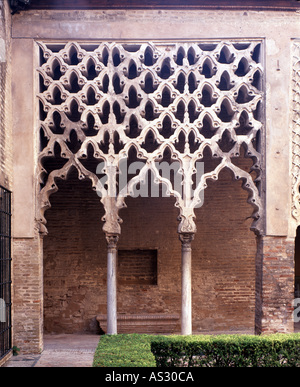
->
[179, 233, 194, 335]
[106, 234, 119, 335]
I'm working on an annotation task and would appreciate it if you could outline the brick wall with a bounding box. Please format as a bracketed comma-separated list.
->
[12, 234, 44, 353]
[118, 250, 158, 285]
[255, 236, 295, 334]
[43, 153, 258, 334]
[43, 171, 107, 333]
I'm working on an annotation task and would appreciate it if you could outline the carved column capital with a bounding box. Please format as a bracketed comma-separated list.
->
[179, 232, 194, 250]
[106, 233, 119, 251]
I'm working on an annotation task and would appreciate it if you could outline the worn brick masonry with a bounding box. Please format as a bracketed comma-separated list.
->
[255, 236, 295, 334]
[43, 158, 257, 334]
[12, 235, 44, 353]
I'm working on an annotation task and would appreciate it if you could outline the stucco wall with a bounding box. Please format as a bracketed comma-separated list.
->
[0, 0, 12, 191]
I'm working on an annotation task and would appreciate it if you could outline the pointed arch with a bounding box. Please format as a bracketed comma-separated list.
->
[191, 158, 263, 235]
[79, 55, 102, 80]
[199, 55, 218, 78]
[217, 44, 235, 64]
[37, 159, 102, 235]
[175, 46, 186, 66]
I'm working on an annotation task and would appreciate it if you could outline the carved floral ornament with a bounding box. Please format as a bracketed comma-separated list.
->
[37, 40, 264, 237]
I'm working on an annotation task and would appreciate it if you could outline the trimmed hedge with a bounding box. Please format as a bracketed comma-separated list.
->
[93, 334, 156, 367]
[150, 333, 300, 367]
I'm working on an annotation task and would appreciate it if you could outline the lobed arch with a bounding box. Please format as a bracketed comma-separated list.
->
[37, 138, 263, 238]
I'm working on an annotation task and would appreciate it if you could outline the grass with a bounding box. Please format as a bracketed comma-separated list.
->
[93, 334, 156, 367]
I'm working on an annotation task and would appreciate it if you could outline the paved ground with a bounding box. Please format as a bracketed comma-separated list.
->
[3, 324, 300, 367]
[3, 334, 100, 367]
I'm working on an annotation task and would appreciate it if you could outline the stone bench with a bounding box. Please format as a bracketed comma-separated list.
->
[96, 313, 180, 334]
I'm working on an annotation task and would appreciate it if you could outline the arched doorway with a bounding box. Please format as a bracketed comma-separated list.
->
[43, 169, 106, 334]
[193, 167, 257, 333]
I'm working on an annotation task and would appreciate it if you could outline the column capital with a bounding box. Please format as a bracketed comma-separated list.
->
[105, 233, 119, 250]
[179, 232, 194, 245]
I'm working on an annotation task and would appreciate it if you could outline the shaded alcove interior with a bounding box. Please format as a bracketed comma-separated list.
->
[193, 169, 257, 333]
[43, 147, 257, 334]
[43, 167, 182, 334]
[43, 168, 106, 334]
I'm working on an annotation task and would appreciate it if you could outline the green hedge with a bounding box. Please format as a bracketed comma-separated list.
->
[93, 334, 156, 367]
[151, 333, 300, 367]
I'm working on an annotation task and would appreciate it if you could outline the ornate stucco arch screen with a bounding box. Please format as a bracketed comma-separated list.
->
[37, 40, 263, 235]
[37, 40, 264, 334]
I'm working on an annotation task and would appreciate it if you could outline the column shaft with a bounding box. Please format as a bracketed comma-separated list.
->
[180, 233, 194, 335]
[106, 234, 119, 335]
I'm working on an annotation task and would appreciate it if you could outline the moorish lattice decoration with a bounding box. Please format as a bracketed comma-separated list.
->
[37, 41, 264, 236]
[292, 40, 300, 223]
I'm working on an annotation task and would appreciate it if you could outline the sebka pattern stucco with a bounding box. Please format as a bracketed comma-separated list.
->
[37, 40, 264, 236]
